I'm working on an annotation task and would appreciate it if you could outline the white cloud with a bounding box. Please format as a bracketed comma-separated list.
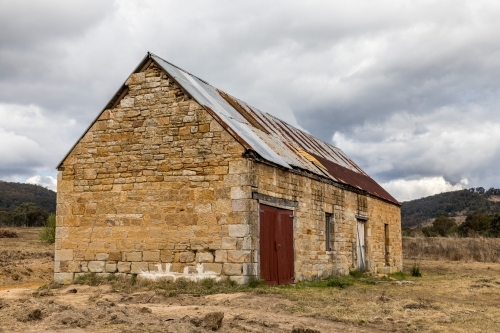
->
[381, 177, 468, 202]
[26, 175, 57, 192]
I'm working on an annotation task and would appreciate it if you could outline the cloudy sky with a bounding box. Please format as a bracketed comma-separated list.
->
[1, 0, 499, 201]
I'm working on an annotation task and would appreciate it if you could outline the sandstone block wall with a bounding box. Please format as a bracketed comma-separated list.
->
[56, 60, 402, 284]
[55, 62, 254, 284]
[249, 162, 402, 280]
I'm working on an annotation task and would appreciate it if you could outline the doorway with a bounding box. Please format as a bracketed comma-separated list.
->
[259, 204, 294, 285]
[356, 219, 366, 271]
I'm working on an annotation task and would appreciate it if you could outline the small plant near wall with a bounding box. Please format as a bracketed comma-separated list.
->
[39, 214, 56, 244]
[411, 262, 422, 277]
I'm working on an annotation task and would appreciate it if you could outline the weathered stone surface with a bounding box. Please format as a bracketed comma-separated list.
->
[105, 263, 117, 273]
[227, 250, 250, 263]
[55, 250, 73, 261]
[196, 252, 214, 263]
[54, 273, 74, 284]
[221, 237, 237, 250]
[95, 253, 109, 261]
[131, 262, 149, 274]
[179, 251, 195, 263]
[203, 263, 222, 275]
[117, 261, 131, 273]
[228, 225, 249, 237]
[214, 250, 227, 263]
[88, 261, 105, 273]
[125, 252, 142, 262]
[223, 263, 242, 276]
[142, 251, 160, 262]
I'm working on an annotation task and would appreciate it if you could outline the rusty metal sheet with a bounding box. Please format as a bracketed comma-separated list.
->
[150, 53, 396, 205]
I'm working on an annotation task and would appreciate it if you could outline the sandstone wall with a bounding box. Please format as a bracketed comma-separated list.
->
[249, 162, 402, 280]
[56, 60, 402, 284]
[55, 62, 254, 283]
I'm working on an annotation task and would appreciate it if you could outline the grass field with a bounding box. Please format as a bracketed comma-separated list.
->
[2, 229, 500, 332]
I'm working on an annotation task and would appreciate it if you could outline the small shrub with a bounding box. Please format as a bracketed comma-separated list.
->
[200, 278, 215, 290]
[247, 276, 265, 288]
[411, 263, 422, 277]
[0, 229, 18, 238]
[326, 276, 353, 288]
[349, 270, 367, 279]
[39, 214, 56, 244]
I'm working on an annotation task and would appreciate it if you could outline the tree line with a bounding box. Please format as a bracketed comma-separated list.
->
[404, 212, 500, 238]
[0, 202, 50, 227]
[402, 188, 500, 227]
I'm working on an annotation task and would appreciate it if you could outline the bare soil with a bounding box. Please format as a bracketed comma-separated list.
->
[2, 228, 500, 332]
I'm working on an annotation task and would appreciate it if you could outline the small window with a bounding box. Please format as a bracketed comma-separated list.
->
[326, 214, 333, 251]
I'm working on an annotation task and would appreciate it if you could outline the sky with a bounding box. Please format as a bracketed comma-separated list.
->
[1, 0, 499, 201]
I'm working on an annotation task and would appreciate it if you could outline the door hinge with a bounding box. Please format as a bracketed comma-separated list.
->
[259, 209, 264, 213]
[289, 215, 294, 218]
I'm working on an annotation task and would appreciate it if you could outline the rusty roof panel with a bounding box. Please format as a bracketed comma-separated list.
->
[312, 153, 399, 205]
[150, 53, 397, 205]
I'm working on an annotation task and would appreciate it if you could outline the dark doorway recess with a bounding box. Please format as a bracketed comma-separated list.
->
[259, 204, 294, 285]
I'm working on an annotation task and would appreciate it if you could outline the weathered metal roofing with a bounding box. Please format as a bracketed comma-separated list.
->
[150, 53, 399, 205]
[57, 52, 398, 206]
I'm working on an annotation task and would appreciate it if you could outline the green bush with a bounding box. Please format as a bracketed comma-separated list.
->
[39, 214, 56, 244]
[326, 276, 353, 288]
[348, 270, 367, 279]
[411, 263, 422, 277]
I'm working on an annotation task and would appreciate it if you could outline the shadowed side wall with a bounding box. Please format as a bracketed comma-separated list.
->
[249, 162, 402, 280]
[55, 62, 255, 283]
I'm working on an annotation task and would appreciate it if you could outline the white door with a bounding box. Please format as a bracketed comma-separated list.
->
[356, 220, 366, 271]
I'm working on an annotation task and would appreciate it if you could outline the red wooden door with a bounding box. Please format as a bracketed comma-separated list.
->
[259, 204, 294, 285]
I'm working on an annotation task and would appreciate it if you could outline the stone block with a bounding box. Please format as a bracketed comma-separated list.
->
[179, 251, 195, 263]
[230, 187, 248, 199]
[105, 263, 117, 273]
[143, 251, 160, 261]
[131, 262, 149, 274]
[227, 250, 251, 263]
[120, 98, 135, 108]
[55, 249, 74, 261]
[223, 263, 242, 276]
[196, 252, 214, 263]
[126, 72, 145, 85]
[88, 261, 105, 273]
[243, 263, 257, 276]
[228, 160, 248, 174]
[67, 261, 81, 273]
[232, 199, 251, 212]
[160, 250, 174, 262]
[126, 251, 142, 261]
[203, 263, 222, 275]
[95, 253, 109, 261]
[228, 224, 249, 237]
[215, 250, 227, 263]
[109, 251, 121, 261]
[117, 261, 131, 273]
[54, 273, 74, 284]
[221, 237, 237, 250]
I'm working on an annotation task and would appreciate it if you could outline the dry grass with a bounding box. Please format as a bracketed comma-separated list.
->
[403, 236, 500, 262]
[0, 229, 18, 238]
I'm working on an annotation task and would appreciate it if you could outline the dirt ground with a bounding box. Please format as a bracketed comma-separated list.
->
[2, 228, 500, 332]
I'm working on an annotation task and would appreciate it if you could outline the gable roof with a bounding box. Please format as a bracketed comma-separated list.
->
[58, 52, 399, 206]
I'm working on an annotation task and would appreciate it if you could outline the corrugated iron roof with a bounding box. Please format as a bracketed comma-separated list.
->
[57, 52, 399, 206]
[150, 54, 399, 205]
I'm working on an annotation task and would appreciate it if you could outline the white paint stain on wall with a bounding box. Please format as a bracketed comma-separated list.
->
[139, 263, 220, 281]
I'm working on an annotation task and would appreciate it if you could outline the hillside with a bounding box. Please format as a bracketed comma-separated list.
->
[402, 188, 500, 227]
[0, 181, 56, 213]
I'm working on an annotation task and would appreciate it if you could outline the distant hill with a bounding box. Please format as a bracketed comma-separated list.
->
[402, 188, 500, 227]
[0, 181, 56, 213]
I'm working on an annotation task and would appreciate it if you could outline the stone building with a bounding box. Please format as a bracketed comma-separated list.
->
[55, 52, 402, 284]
